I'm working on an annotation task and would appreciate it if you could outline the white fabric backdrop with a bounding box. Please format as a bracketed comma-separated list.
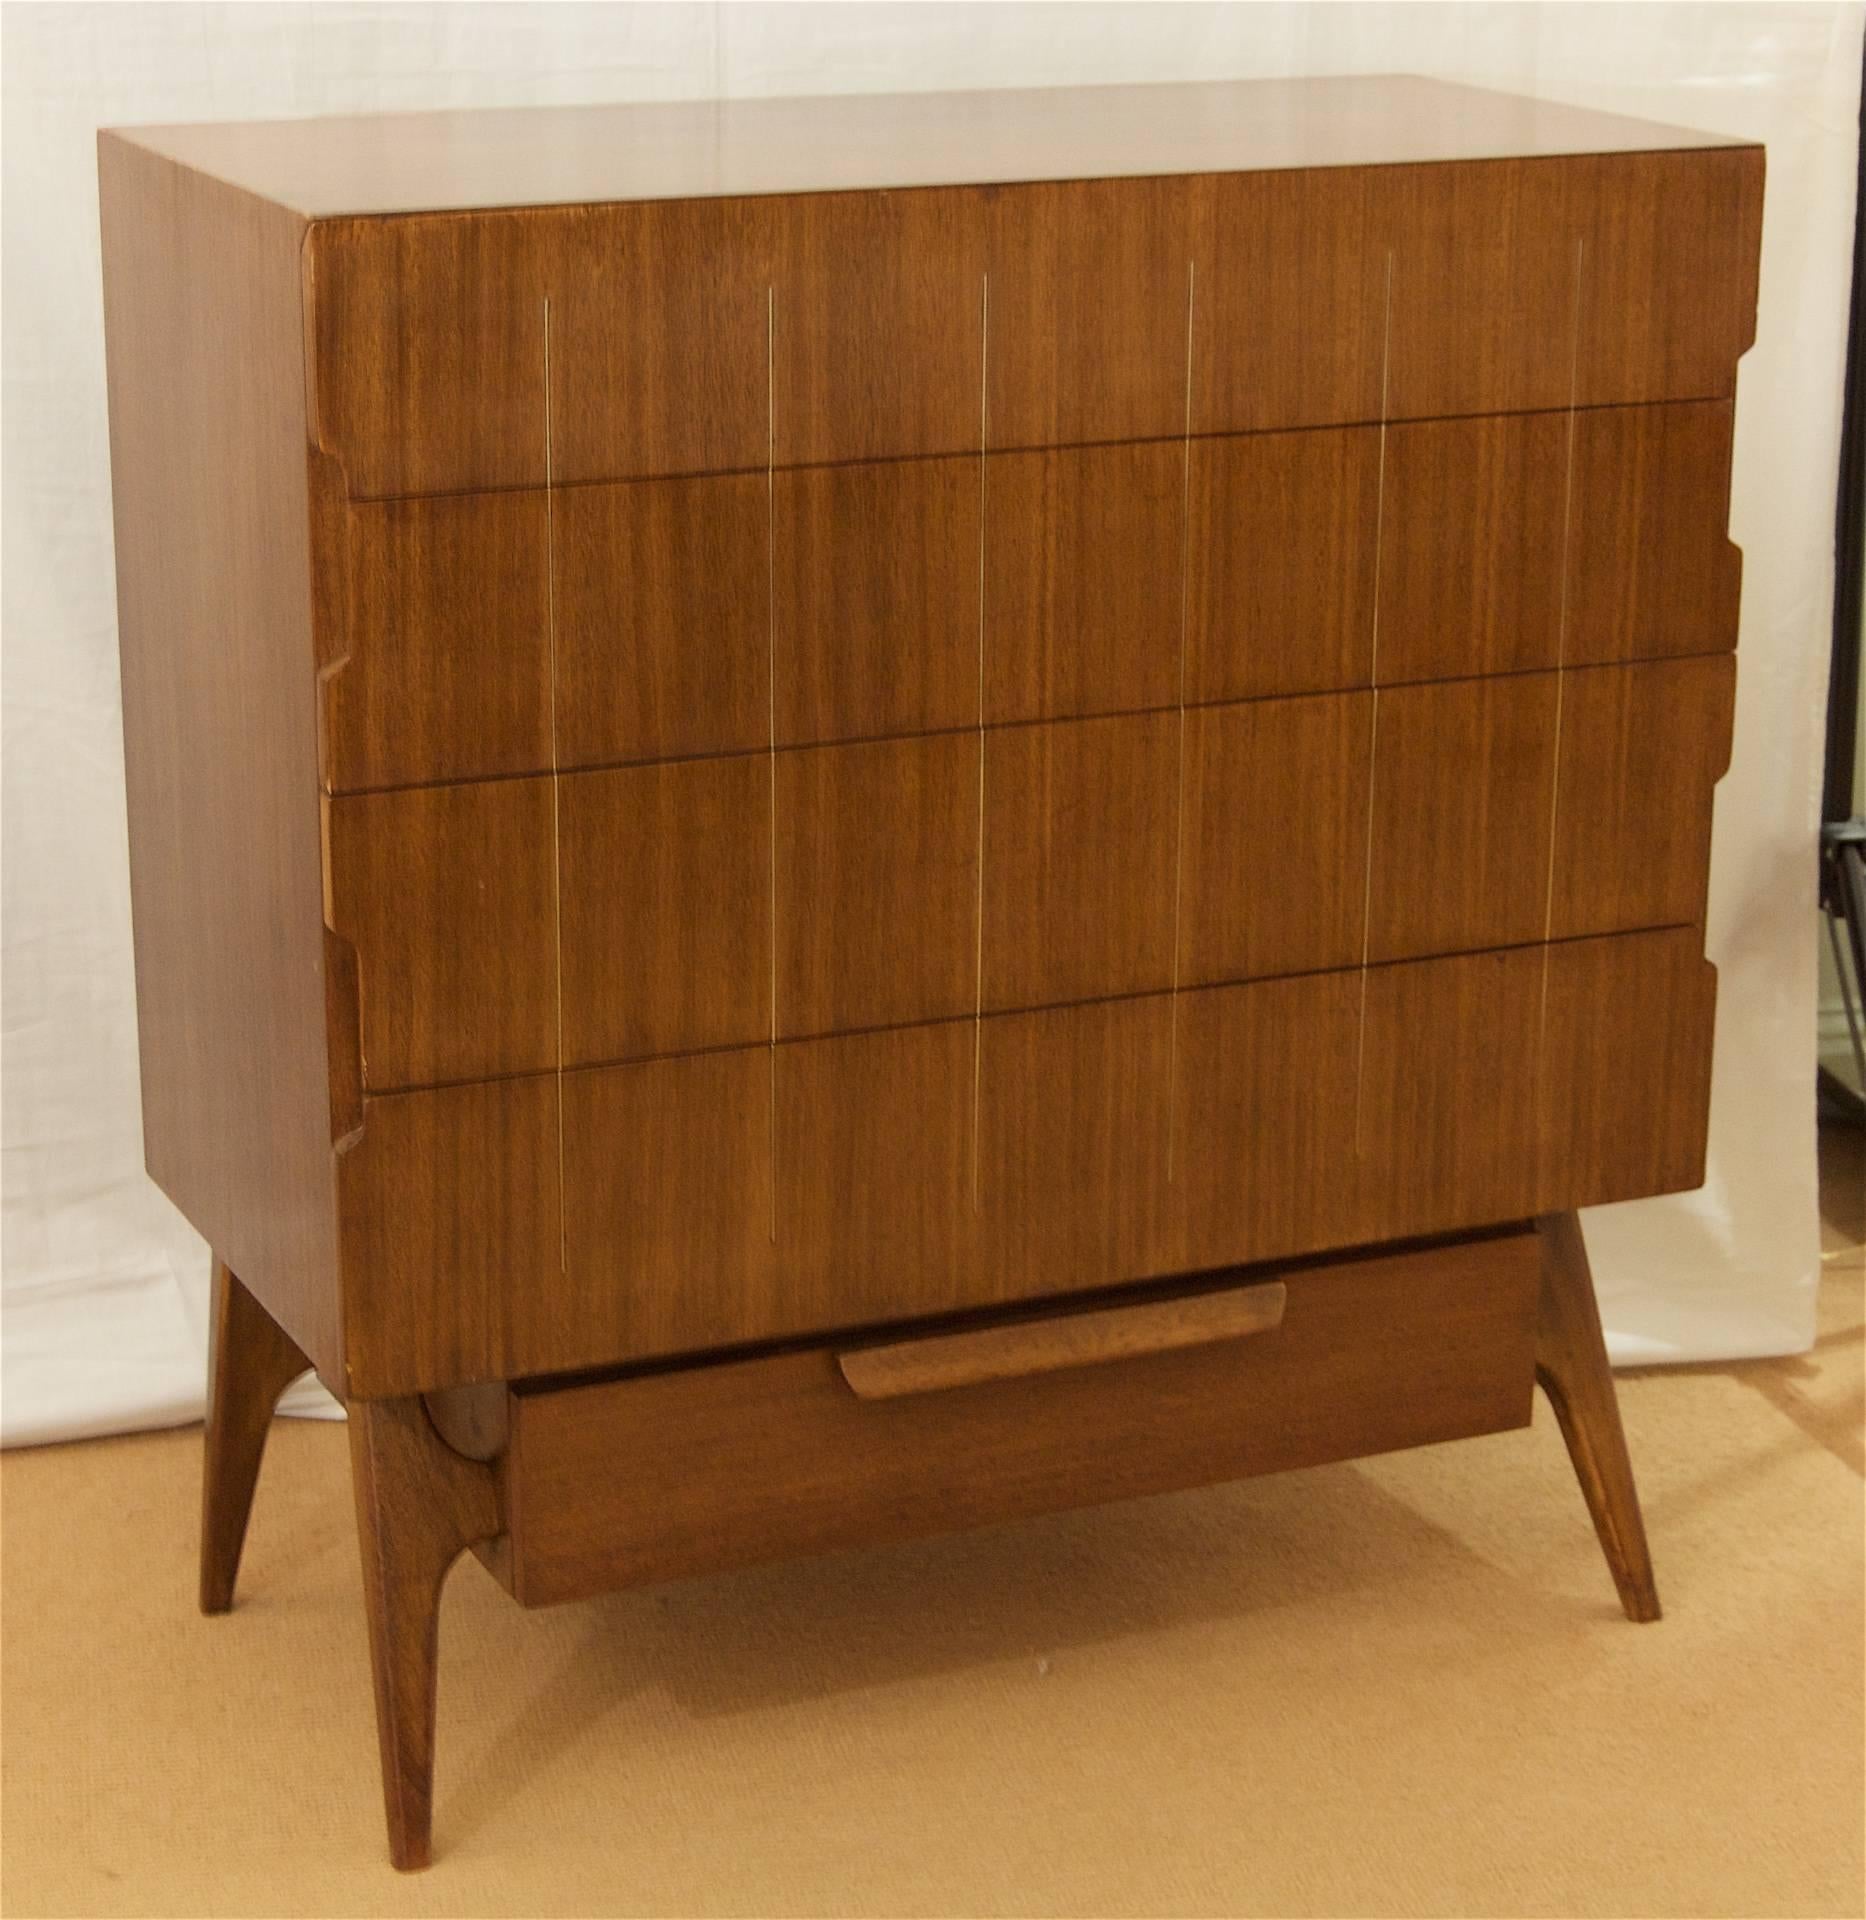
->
[2, 2, 1857, 1445]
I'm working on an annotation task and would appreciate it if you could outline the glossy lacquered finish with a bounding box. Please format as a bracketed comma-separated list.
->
[99, 77, 1759, 1872]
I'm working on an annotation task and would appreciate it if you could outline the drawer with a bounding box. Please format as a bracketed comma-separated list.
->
[309, 401, 1740, 794]
[333, 929, 1713, 1395]
[485, 1231, 1542, 1605]
[302, 152, 1760, 503]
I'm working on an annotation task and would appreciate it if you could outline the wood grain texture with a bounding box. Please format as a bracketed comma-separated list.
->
[1376, 411, 1568, 684]
[981, 712, 1179, 1010]
[984, 174, 1192, 447]
[775, 734, 979, 1037]
[773, 455, 980, 745]
[976, 996, 1173, 1295]
[347, 1395, 503, 1870]
[771, 189, 984, 465]
[99, 134, 341, 1382]
[1537, 927, 1717, 1208]
[1185, 427, 1380, 702]
[1573, 147, 1763, 409]
[1358, 945, 1545, 1241]
[558, 755, 772, 1062]
[283, 128, 1760, 503]
[1382, 158, 1579, 421]
[838, 1277, 1286, 1399]
[1563, 401, 1741, 667]
[337, 1075, 560, 1395]
[121, 77, 1750, 220]
[305, 212, 546, 498]
[1170, 971, 1366, 1270]
[553, 472, 770, 766]
[316, 921, 1720, 1390]
[983, 440, 1184, 725]
[199, 1260, 313, 1614]
[777, 1020, 979, 1329]
[322, 490, 550, 791]
[326, 923, 1726, 1394]
[1367, 673, 1561, 963]
[1548, 656, 1735, 942]
[548, 197, 773, 483]
[500, 1231, 1541, 1605]
[1178, 692, 1373, 985]
[1533, 1211, 1661, 1622]
[1382, 149, 1762, 425]
[325, 779, 557, 1089]
[1196, 164, 1387, 434]
[556, 1049, 776, 1366]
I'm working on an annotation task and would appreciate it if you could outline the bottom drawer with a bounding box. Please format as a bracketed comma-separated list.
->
[488, 1228, 1541, 1606]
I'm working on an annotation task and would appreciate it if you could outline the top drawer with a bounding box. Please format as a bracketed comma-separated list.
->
[302, 148, 1761, 498]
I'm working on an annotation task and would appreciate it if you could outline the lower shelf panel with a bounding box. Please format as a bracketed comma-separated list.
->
[490, 1228, 1542, 1607]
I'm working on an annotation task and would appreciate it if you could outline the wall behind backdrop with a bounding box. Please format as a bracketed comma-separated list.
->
[3, 2, 1859, 1444]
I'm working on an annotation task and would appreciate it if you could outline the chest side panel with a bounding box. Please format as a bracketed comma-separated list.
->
[101, 138, 342, 1383]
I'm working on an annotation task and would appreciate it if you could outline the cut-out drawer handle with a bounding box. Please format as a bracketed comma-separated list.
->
[837, 1279, 1288, 1400]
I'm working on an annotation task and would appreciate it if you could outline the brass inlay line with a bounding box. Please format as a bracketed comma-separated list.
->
[767, 283, 779, 1243]
[1539, 237, 1588, 1063]
[542, 294, 567, 1272]
[1354, 248, 1395, 1158]
[973, 270, 989, 1213]
[1167, 257, 1196, 1183]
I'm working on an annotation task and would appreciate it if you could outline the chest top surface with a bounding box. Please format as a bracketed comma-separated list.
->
[104, 73, 1750, 218]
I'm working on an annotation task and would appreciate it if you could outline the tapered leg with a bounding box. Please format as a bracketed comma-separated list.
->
[348, 1396, 501, 1872]
[200, 1258, 311, 1614]
[1535, 1211, 1661, 1622]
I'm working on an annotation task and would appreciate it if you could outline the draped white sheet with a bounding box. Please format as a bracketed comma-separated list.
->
[3, 2, 1857, 1445]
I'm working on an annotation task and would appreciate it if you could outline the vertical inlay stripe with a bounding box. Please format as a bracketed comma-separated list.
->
[766, 284, 779, 1242]
[973, 271, 989, 1211]
[1167, 257, 1195, 1181]
[542, 293, 567, 1271]
[1354, 248, 1395, 1157]
[1540, 236, 1588, 1074]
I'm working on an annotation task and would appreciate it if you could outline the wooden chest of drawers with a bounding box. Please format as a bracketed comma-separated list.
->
[100, 75, 1759, 1868]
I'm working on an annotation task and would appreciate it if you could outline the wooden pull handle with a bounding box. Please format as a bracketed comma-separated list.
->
[837, 1279, 1287, 1401]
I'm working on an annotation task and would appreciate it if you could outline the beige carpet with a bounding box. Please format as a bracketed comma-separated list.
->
[4, 1142, 1862, 1919]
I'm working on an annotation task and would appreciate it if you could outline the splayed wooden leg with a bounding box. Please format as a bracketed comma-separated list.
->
[348, 1395, 502, 1871]
[1535, 1211, 1661, 1623]
[200, 1258, 311, 1615]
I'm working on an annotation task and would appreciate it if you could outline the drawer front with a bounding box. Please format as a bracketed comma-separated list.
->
[494, 1231, 1542, 1605]
[322, 657, 1731, 1093]
[336, 928, 1710, 1393]
[303, 151, 1759, 500]
[313, 397, 1740, 795]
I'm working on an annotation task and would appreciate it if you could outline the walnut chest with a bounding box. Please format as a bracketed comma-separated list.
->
[99, 75, 1759, 1868]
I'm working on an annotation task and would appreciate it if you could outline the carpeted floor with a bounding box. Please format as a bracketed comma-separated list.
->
[4, 1136, 1862, 1920]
